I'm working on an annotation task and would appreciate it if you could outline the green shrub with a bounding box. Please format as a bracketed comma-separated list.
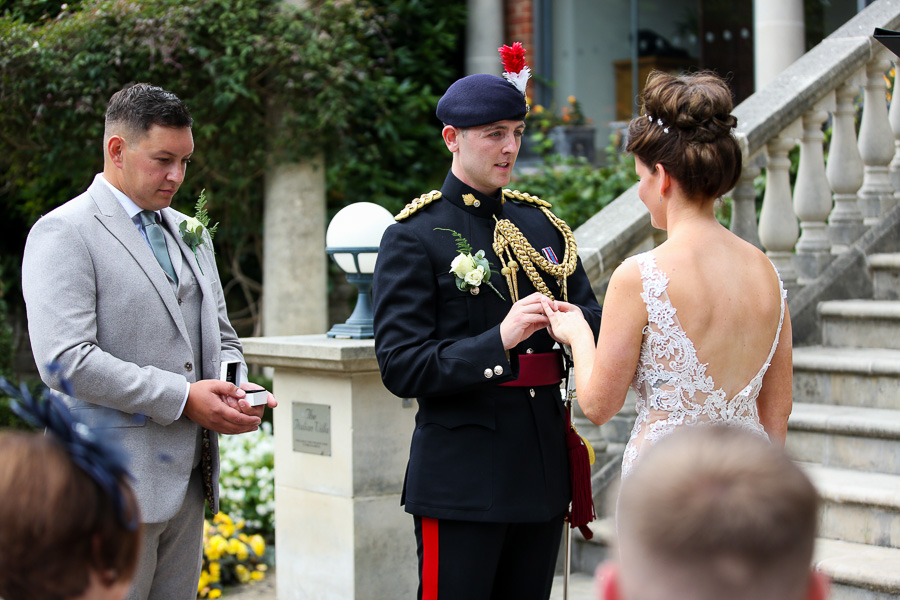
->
[513, 137, 638, 231]
[0, 0, 465, 338]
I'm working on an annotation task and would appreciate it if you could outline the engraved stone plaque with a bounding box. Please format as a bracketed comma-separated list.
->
[292, 402, 331, 456]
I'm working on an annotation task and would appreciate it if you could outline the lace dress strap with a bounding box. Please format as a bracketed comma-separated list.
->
[762, 260, 788, 369]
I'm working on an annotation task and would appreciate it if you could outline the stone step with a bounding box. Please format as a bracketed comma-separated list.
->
[787, 403, 900, 475]
[793, 346, 900, 409]
[870, 253, 900, 301]
[802, 464, 900, 550]
[572, 518, 900, 599]
[816, 539, 900, 600]
[820, 300, 900, 350]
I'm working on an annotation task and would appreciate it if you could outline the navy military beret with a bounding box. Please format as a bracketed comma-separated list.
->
[436, 74, 528, 128]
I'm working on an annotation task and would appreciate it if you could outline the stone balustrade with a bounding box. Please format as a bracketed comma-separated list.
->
[575, 0, 900, 327]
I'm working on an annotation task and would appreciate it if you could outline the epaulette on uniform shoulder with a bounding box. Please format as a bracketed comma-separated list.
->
[502, 189, 552, 208]
[395, 190, 442, 221]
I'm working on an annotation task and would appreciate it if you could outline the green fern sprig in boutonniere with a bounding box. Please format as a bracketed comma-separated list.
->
[179, 189, 219, 275]
[434, 227, 505, 300]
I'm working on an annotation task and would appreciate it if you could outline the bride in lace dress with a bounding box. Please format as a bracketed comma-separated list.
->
[543, 71, 792, 478]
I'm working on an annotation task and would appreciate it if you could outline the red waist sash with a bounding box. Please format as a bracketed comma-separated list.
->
[498, 351, 564, 387]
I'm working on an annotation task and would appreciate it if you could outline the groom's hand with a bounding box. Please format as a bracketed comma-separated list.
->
[500, 292, 551, 350]
[234, 382, 277, 420]
[185, 380, 261, 434]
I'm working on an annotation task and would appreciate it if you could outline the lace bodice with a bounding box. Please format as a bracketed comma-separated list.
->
[621, 252, 786, 478]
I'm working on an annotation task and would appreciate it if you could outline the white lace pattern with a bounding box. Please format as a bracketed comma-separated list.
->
[621, 252, 786, 479]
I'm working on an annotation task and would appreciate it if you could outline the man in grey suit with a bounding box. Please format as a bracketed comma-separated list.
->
[22, 83, 276, 600]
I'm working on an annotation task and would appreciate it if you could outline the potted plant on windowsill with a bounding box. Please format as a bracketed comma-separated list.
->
[521, 95, 596, 165]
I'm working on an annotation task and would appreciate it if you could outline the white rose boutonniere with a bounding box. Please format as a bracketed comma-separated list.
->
[178, 189, 219, 275]
[435, 228, 505, 300]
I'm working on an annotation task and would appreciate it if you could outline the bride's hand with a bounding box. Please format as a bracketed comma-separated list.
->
[540, 298, 588, 345]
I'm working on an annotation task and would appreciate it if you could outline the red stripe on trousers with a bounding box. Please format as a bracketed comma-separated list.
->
[422, 517, 439, 600]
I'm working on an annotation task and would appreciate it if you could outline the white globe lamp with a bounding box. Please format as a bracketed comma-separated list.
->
[325, 202, 394, 339]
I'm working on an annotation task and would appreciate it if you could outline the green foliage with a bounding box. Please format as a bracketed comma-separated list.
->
[433, 227, 474, 256]
[513, 137, 638, 231]
[0, 285, 26, 430]
[0, 0, 465, 338]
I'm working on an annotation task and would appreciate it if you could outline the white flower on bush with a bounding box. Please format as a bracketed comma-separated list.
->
[218, 421, 275, 536]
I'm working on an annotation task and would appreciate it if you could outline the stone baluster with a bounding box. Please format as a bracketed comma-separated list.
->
[793, 100, 834, 281]
[889, 59, 900, 211]
[858, 50, 894, 224]
[729, 157, 763, 249]
[759, 133, 799, 290]
[827, 77, 866, 251]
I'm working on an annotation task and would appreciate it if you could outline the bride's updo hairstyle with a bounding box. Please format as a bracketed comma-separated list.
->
[626, 70, 741, 201]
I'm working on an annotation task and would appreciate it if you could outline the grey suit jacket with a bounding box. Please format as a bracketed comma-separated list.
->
[22, 174, 245, 523]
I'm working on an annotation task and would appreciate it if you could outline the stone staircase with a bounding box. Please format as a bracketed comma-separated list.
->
[790, 253, 900, 599]
[567, 253, 900, 599]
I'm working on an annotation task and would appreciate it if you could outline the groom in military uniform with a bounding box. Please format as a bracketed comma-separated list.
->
[372, 50, 603, 600]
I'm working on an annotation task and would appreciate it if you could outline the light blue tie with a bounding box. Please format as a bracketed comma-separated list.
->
[139, 210, 178, 284]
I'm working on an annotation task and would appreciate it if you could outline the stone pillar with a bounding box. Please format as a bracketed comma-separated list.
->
[889, 58, 900, 212]
[827, 77, 865, 251]
[242, 335, 417, 599]
[753, 0, 805, 89]
[466, 0, 504, 76]
[729, 161, 763, 249]
[263, 160, 328, 336]
[858, 49, 894, 225]
[793, 100, 834, 281]
[759, 133, 800, 290]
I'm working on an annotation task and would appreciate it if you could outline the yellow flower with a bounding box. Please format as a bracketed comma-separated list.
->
[232, 539, 249, 561]
[206, 535, 228, 561]
[568, 95, 576, 105]
[249, 534, 266, 557]
[533, 104, 545, 114]
[256, 564, 269, 572]
[208, 561, 221, 583]
[235, 564, 251, 584]
[251, 570, 265, 581]
[197, 570, 210, 592]
[209, 589, 222, 599]
[213, 513, 235, 538]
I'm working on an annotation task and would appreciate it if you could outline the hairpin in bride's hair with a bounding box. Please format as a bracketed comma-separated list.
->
[645, 114, 670, 134]
[0, 364, 138, 530]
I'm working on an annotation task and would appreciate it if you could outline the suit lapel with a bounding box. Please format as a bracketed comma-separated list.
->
[163, 209, 220, 380]
[86, 178, 192, 348]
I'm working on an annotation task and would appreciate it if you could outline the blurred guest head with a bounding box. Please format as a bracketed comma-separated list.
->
[0, 380, 141, 600]
[598, 426, 827, 600]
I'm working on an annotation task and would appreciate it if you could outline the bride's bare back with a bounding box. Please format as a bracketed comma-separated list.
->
[655, 227, 784, 400]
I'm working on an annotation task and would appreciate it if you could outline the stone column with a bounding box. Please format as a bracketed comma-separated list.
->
[759, 133, 800, 290]
[889, 58, 900, 212]
[242, 335, 417, 599]
[827, 77, 865, 251]
[793, 100, 834, 282]
[466, 0, 504, 75]
[858, 49, 894, 225]
[262, 0, 329, 338]
[753, 0, 805, 89]
[262, 160, 328, 336]
[729, 160, 763, 249]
